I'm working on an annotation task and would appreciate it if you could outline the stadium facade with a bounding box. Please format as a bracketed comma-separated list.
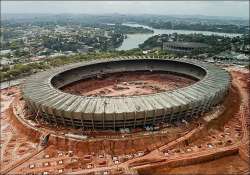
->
[163, 42, 209, 53]
[22, 57, 230, 130]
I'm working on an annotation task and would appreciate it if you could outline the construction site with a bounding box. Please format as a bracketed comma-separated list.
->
[0, 57, 249, 175]
[61, 71, 196, 97]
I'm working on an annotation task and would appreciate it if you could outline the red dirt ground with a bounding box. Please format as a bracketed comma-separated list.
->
[138, 155, 249, 175]
[136, 67, 250, 175]
[61, 71, 196, 96]
[0, 66, 249, 175]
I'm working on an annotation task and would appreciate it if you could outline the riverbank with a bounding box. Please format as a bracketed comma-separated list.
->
[117, 23, 242, 51]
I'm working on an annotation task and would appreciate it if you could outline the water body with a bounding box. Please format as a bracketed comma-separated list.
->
[117, 23, 242, 51]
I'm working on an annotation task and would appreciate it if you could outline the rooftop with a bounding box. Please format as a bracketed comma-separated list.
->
[164, 42, 209, 48]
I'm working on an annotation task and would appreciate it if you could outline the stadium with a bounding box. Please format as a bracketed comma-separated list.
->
[163, 42, 209, 53]
[22, 57, 230, 130]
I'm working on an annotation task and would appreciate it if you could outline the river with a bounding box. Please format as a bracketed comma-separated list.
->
[117, 23, 242, 51]
[0, 24, 243, 89]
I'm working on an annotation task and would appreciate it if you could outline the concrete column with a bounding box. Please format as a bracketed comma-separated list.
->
[113, 113, 116, 130]
[102, 113, 105, 129]
[52, 114, 58, 126]
[69, 113, 76, 129]
[80, 114, 85, 129]
[46, 113, 53, 125]
[103, 101, 107, 129]
[60, 114, 66, 127]
[152, 110, 156, 126]
[143, 111, 147, 127]
[170, 107, 175, 123]
[162, 108, 167, 123]
[44, 107, 53, 125]
[123, 113, 126, 129]
[133, 112, 137, 128]
[91, 114, 95, 130]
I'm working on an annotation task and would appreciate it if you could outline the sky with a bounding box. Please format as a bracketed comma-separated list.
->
[1, 1, 249, 19]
